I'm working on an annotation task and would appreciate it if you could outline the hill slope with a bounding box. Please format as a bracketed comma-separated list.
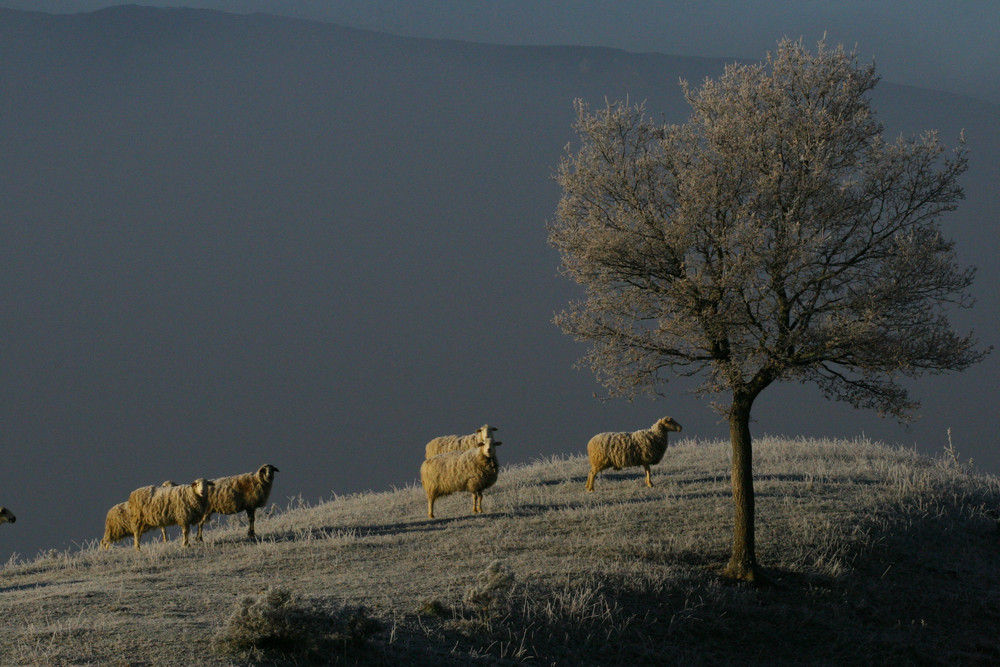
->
[1, 436, 998, 665]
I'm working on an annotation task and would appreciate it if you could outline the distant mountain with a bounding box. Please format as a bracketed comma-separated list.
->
[0, 6, 997, 564]
[2, 0, 998, 105]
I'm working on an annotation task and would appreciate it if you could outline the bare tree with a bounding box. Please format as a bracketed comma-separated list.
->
[548, 39, 988, 581]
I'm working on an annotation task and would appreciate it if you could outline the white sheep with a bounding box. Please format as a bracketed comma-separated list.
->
[420, 437, 502, 518]
[127, 478, 214, 550]
[585, 416, 682, 491]
[0, 507, 15, 525]
[425, 424, 498, 459]
[196, 464, 279, 542]
[98, 482, 175, 550]
[100, 502, 142, 550]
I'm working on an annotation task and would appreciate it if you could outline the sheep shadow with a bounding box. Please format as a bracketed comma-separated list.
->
[203, 534, 271, 547]
[501, 502, 587, 518]
[589, 468, 703, 487]
[505, 492, 671, 518]
[0, 580, 71, 594]
[263, 513, 485, 544]
[534, 475, 590, 487]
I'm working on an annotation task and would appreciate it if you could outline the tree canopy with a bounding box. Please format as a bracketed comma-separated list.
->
[549, 38, 987, 580]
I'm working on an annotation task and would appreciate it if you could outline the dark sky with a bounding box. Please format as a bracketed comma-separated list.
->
[0, 4, 996, 563]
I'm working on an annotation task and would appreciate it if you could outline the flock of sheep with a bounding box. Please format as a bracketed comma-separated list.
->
[0, 416, 683, 550]
[99, 464, 280, 550]
[419, 416, 683, 517]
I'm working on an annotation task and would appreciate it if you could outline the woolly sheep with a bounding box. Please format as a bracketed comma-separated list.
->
[196, 464, 279, 542]
[98, 482, 175, 550]
[420, 437, 502, 518]
[127, 478, 214, 550]
[425, 424, 498, 459]
[0, 507, 15, 525]
[100, 502, 143, 550]
[585, 416, 682, 491]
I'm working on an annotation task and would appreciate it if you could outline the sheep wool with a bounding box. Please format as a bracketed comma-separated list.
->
[420, 437, 502, 518]
[100, 502, 139, 550]
[0, 506, 15, 525]
[158, 481, 177, 542]
[425, 424, 498, 459]
[586, 416, 683, 491]
[196, 464, 279, 541]
[127, 478, 214, 550]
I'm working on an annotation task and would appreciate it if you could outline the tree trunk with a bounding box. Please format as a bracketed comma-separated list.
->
[723, 393, 759, 582]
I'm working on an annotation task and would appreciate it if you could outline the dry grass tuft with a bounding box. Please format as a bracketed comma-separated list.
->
[213, 586, 380, 662]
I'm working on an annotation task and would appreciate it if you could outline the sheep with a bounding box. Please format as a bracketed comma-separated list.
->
[98, 481, 175, 550]
[425, 424, 498, 459]
[196, 464, 279, 542]
[0, 507, 15, 525]
[420, 436, 502, 518]
[585, 416, 682, 491]
[100, 502, 142, 550]
[126, 478, 214, 550]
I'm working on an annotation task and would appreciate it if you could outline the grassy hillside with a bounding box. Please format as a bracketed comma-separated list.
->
[1, 436, 998, 665]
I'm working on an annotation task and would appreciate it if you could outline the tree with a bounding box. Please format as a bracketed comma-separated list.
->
[548, 39, 988, 581]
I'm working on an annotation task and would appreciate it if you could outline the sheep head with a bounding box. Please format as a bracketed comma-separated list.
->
[479, 438, 502, 458]
[0, 507, 15, 524]
[476, 424, 499, 443]
[192, 478, 214, 497]
[657, 417, 683, 433]
[257, 464, 279, 483]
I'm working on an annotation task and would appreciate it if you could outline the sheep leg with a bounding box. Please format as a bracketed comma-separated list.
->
[472, 492, 481, 514]
[643, 464, 653, 487]
[427, 497, 435, 519]
[196, 514, 210, 542]
[586, 468, 598, 492]
[160, 527, 168, 542]
[181, 524, 191, 547]
[132, 528, 142, 551]
[246, 509, 256, 539]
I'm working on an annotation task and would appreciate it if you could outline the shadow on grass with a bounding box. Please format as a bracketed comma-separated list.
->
[534, 475, 590, 486]
[201, 534, 268, 547]
[0, 580, 74, 594]
[261, 512, 493, 544]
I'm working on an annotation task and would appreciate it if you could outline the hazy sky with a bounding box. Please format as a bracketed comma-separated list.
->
[3, 0, 999, 104]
